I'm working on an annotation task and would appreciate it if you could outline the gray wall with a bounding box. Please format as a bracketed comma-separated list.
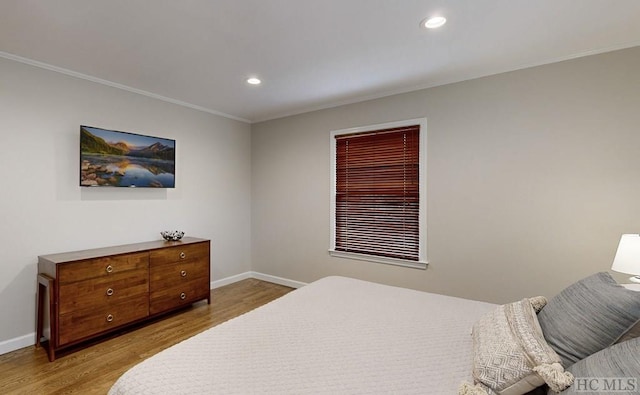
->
[0, 57, 252, 348]
[251, 46, 640, 303]
[2, 44, 639, 354]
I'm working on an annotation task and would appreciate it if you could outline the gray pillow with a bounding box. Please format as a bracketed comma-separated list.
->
[617, 321, 640, 344]
[537, 272, 640, 367]
[549, 337, 640, 394]
[617, 285, 640, 344]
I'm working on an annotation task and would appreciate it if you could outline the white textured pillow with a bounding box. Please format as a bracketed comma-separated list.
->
[460, 297, 574, 395]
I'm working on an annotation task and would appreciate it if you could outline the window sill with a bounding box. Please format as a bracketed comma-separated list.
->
[328, 250, 428, 270]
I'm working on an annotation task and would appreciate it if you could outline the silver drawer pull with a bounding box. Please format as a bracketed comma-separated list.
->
[106, 288, 114, 296]
[106, 314, 114, 322]
[106, 265, 113, 273]
[180, 292, 186, 300]
[180, 270, 187, 277]
[179, 252, 186, 259]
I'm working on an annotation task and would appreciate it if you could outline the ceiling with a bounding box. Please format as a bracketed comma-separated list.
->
[1, 1, 639, 123]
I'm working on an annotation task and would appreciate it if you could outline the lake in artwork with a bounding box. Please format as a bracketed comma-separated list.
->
[80, 126, 176, 188]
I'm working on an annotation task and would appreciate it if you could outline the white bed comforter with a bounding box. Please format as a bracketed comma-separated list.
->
[109, 276, 495, 394]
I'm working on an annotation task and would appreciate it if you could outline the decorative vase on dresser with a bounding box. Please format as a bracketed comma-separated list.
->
[36, 237, 210, 361]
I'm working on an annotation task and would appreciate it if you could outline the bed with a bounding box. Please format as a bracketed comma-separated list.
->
[109, 276, 496, 394]
[109, 273, 640, 395]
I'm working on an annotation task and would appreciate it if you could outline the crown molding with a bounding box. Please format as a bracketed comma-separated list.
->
[0, 51, 251, 124]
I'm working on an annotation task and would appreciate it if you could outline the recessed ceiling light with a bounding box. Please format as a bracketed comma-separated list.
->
[247, 77, 261, 85]
[422, 16, 446, 29]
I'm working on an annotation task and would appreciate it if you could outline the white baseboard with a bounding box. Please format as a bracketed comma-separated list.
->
[0, 332, 35, 356]
[1, 271, 307, 357]
[211, 271, 307, 290]
[210, 271, 253, 289]
[249, 271, 307, 289]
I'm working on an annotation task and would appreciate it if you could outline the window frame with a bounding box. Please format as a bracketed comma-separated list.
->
[329, 118, 428, 269]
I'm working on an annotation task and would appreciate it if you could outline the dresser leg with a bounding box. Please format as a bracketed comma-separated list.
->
[35, 278, 45, 349]
[47, 275, 56, 362]
[36, 274, 56, 361]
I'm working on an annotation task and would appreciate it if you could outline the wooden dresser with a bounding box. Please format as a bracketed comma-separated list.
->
[36, 237, 210, 361]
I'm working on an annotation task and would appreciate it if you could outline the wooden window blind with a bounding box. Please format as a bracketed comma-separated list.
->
[335, 125, 420, 261]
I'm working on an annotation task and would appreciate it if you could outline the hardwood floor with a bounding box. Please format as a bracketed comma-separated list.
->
[0, 279, 294, 395]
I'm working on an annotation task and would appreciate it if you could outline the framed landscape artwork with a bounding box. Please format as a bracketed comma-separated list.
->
[80, 125, 176, 188]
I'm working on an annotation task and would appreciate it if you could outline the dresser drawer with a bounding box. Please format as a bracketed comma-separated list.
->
[58, 296, 148, 346]
[149, 279, 209, 315]
[58, 252, 148, 283]
[58, 269, 149, 314]
[149, 260, 208, 292]
[149, 243, 209, 267]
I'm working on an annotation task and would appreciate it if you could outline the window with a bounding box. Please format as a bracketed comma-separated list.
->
[330, 118, 427, 269]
